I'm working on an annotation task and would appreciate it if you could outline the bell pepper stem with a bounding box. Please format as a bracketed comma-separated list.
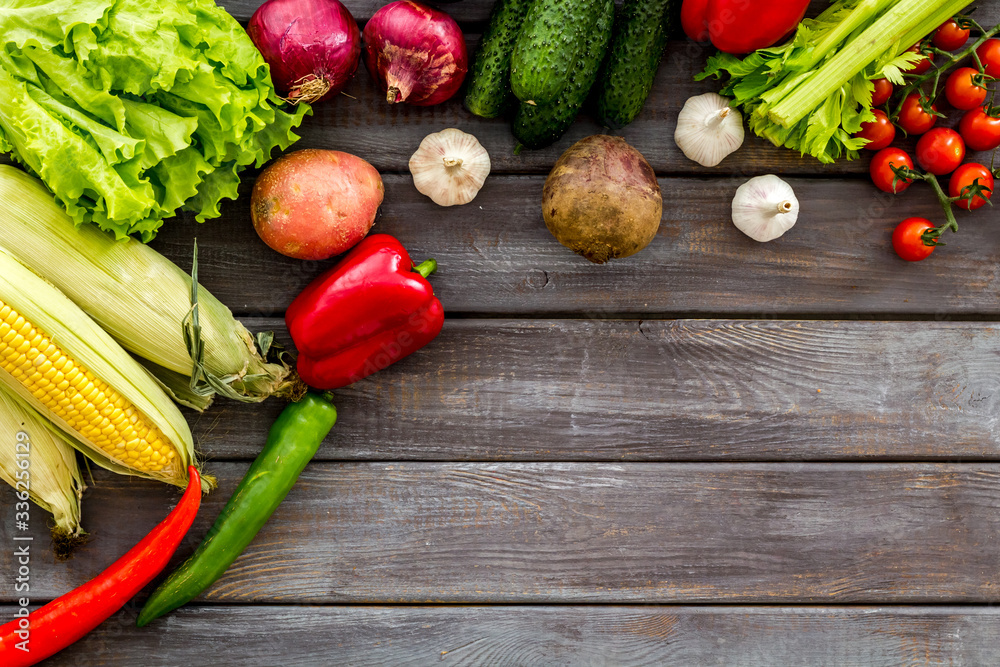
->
[413, 259, 438, 279]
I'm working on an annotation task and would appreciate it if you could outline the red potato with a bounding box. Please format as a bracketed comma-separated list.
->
[251, 149, 384, 260]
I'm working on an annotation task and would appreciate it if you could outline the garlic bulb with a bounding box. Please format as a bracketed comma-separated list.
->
[409, 128, 491, 206]
[674, 92, 745, 167]
[732, 175, 799, 242]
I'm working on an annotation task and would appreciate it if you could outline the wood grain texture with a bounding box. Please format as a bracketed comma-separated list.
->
[3, 463, 999, 603]
[4, 44, 992, 178]
[13, 605, 1000, 666]
[280, 43, 1000, 178]
[224, 0, 496, 23]
[219, 0, 1000, 32]
[3, 2, 1000, 660]
[281, 38, 854, 178]
[149, 175, 1000, 317]
[8, 4, 1000, 178]
[7, 2, 1000, 181]
[208, 2, 1000, 177]
[202, 318, 1000, 461]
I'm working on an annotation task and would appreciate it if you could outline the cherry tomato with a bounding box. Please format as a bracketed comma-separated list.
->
[945, 67, 988, 110]
[976, 39, 1000, 78]
[915, 127, 966, 175]
[871, 78, 893, 106]
[892, 218, 936, 262]
[905, 45, 933, 75]
[959, 106, 1000, 151]
[870, 148, 915, 194]
[897, 93, 938, 135]
[932, 19, 970, 51]
[854, 109, 896, 150]
[949, 162, 994, 211]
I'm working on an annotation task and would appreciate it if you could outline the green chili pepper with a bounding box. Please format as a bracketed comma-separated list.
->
[136, 392, 337, 627]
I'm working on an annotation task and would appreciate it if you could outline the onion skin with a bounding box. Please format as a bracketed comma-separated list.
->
[362, 1, 468, 106]
[248, 0, 361, 104]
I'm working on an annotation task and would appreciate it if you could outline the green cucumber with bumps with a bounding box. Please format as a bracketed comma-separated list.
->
[597, 0, 674, 129]
[512, 0, 614, 150]
[510, 0, 609, 106]
[465, 0, 537, 118]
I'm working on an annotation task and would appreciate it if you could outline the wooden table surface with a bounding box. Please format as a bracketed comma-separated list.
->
[3, 1, 1000, 664]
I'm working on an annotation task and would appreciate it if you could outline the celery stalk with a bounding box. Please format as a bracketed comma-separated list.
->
[897, 1, 973, 54]
[698, 0, 974, 163]
[769, 0, 969, 128]
[803, 0, 894, 70]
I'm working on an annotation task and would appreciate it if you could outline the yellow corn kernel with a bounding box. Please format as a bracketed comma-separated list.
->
[0, 299, 178, 474]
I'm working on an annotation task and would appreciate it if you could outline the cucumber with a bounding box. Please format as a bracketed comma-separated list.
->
[510, 0, 609, 106]
[512, 0, 614, 150]
[464, 0, 537, 118]
[596, 0, 674, 129]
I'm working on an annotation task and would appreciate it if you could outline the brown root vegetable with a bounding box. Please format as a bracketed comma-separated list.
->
[252, 149, 384, 260]
[542, 135, 662, 264]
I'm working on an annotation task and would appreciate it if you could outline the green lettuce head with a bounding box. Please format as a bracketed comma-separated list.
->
[0, 0, 309, 241]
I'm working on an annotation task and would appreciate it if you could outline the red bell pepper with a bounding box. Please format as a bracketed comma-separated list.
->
[0, 467, 202, 667]
[286, 234, 444, 390]
[681, 0, 810, 54]
[681, 0, 711, 42]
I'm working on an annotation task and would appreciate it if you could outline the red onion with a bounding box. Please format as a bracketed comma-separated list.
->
[362, 1, 468, 106]
[248, 0, 361, 104]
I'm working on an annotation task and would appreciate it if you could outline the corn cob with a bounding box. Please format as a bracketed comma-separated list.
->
[0, 166, 302, 406]
[0, 384, 85, 555]
[0, 248, 209, 490]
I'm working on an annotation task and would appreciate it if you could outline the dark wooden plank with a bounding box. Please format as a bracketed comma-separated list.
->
[8, 3, 1000, 178]
[6, 46, 991, 179]
[287, 38, 869, 178]
[224, 0, 496, 23]
[209, 2, 1000, 177]
[11, 605, 1000, 666]
[151, 175, 1000, 317]
[288, 40, 1000, 178]
[210, 318, 1000, 462]
[4, 463, 999, 603]
[219, 0, 1000, 31]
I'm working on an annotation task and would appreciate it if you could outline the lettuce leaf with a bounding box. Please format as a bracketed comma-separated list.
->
[0, 0, 309, 241]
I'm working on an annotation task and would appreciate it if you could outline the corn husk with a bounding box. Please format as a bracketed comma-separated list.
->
[0, 165, 301, 405]
[0, 248, 210, 490]
[0, 384, 85, 555]
[134, 355, 215, 412]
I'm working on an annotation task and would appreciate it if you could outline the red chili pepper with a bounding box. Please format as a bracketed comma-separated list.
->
[681, 0, 810, 54]
[286, 234, 444, 390]
[0, 467, 202, 667]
